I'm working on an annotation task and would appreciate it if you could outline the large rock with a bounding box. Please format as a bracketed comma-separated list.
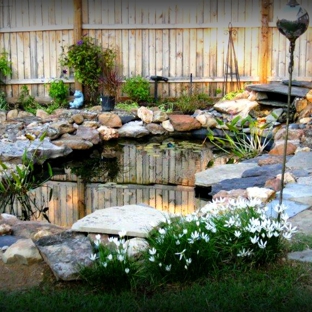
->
[0, 138, 72, 164]
[137, 107, 154, 124]
[169, 115, 202, 132]
[35, 230, 93, 281]
[2, 238, 42, 264]
[214, 99, 258, 115]
[98, 112, 122, 128]
[71, 205, 170, 238]
[52, 133, 94, 150]
[75, 126, 101, 145]
[118, 121, 150, 138]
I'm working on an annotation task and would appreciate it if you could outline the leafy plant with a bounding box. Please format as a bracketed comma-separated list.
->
[80, 232, 136, 291]
[0, 91, 8, 110]
[46, 79, 69, 106]
[0, 133, 53, 221]
[59, 36, 103, 104]
[0, 51, 12, 84]
[223, 89, 245, 100]
[174, 92, 213, 114]
[122, 75, 151, 103]
[81, 198, 296, 290]
[17, 85, 39, 114]
[115, 100, 139, 111]
[206, 115, 273, 160]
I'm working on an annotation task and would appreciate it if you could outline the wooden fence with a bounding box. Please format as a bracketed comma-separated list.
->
[1, 0, 312, 101]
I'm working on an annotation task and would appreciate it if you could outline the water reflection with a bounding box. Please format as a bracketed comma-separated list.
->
[35, 138, 213, 227]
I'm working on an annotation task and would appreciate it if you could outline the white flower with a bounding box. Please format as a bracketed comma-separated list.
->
[273, 203, 287, 213]
[118, 230, 127, 238]
[234, 230, 241, 238]
[258, 239, 267, 249]
[175, 249, 186, 260]
[197, 250, 199, 254]
[183, 229, 188, 235]
[125, 268, 130, 274]
[149, 247, 157, 255]
[89, 253, 97, 261]
[237, 248, 253, 257]
[117, 254, 125, 262]
[95, 234, 101, 241]
[186, 258, 192, 265]
[283, 232, 293, 240]
[107, 254, 113, 261]
[102, 262, 107, 268]
[159, 228, 166, 235]
[250, 235, 259, 244]
[202, 233, 210, 242]
[149, 256, 155, 262]
[159, 262, 162, 267]
[176, 240, 181, 245]
[165, 264, 172, 271]
[224, 216, 236, 228]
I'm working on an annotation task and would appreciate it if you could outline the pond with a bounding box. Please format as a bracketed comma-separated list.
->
[30, 137, 215, 227]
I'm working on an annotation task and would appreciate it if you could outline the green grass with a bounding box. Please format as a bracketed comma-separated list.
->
[287, 233, 312, 252]
[1, 261, 312, 312]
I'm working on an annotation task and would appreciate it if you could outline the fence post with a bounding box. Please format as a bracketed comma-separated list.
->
[73, 0, 83, 92]
[77, 177, 86, 219]
[260, 0, 270, 84]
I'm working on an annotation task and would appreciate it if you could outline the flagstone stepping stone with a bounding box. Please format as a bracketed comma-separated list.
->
[71, 205, 170, 238]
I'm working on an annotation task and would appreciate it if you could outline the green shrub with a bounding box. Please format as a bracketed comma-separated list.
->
[46, 79, 69, 106]
[122, 75, 151, 103]
[0, 51, 12, 84]
[174, 92, 213, 114]
[0, 91, 8, 110]
[17, 85, 39, 114]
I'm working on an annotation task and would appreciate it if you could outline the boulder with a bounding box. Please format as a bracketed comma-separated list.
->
[98, 112, 122, 128]
[169, 115, 202, 132]
[35, 230, 93, 281]
[2, 238, 42, 265]
[71, 205, 170, 238]
[118, 121, 150, 138]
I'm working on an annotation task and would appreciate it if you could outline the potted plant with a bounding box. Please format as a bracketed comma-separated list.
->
[100, 48, 123, 112]
[59, 36, 104, 105]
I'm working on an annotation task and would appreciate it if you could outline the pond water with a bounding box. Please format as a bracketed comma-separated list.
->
[32, 137, 215, 227]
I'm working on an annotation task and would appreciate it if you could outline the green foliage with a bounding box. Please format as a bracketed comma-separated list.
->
[174, 92, 213, 114]
[207, 115, 273, 160]
[122, 75, 151, 103]
[80, 199, 295, 291]
[0, 51, 12, 84]
[17, 85, 39, 114]
[80, 232, 137, 291]
[287, 233, 312, 252]
[60, 36, 121, 103]
[0, 133, 53, 221]
[115, 100, 139, 111]
[0, 91, 8, 110]
[223, 89, 245, 100]
[46, 79, 69, 106]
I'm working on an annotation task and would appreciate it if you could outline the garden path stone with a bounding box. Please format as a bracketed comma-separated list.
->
[286, 151, 312, 172]
[71, 205, 170, 238]
[287, 249, 312, 263]
[195, 162, 258, 187]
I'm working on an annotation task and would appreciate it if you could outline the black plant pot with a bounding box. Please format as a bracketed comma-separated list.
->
[101, 96, 115, 112]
